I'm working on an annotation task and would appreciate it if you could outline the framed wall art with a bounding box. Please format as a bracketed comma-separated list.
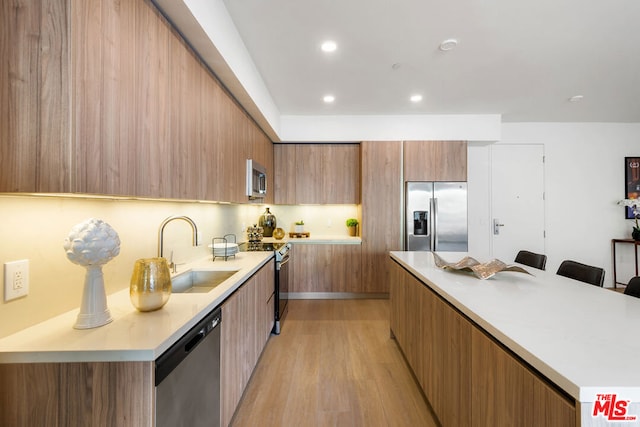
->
[625, 157, 640, 219]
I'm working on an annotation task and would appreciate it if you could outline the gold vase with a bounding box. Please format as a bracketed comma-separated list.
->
[130, 258, 171, 312]
[273, 227, 285, 240]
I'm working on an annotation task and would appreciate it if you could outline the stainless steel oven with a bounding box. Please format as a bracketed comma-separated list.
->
[240, 242, 291, 334]
[274, 244, 290, 334]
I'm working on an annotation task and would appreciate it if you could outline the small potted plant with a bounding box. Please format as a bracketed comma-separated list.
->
[294, 220, 305, 233]
[346, 218, 359, 236]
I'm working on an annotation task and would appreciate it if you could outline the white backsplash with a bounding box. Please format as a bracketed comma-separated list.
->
[0, 195, 358, 337]
[0, 195, 261, 337]
[259, 205, 359, 236]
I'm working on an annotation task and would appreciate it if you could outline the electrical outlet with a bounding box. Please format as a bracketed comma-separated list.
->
[4, 259, 29, 301]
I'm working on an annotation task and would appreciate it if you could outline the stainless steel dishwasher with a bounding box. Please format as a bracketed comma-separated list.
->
[155, 307, 221, 427]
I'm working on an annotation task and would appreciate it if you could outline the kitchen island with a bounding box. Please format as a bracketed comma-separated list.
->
[390, 251, 640, 427]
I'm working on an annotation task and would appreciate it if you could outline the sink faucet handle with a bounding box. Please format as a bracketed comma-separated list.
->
[173, 262, 186, 274]
[169, 250, 175, 273]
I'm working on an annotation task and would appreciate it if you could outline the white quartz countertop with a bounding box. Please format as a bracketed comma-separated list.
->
[264, 235, 361, 244]
[0, 251, 273, 364]
[391, 251, 640, 405]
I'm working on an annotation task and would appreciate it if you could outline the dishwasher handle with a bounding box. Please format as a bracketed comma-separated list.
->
[184, 330, 205, 353]
[155, 307, 222, 386]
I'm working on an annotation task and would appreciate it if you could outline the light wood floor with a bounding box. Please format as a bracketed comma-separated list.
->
[231, 299, 439, 427]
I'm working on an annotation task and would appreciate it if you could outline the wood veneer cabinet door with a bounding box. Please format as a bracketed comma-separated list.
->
[389, 260, 426, 382]
[0, 361, 153, 426]
[72, 0, 173, 197]
[361, 142, 403, 293]
[290, 244, 362, 293]
[274, 144, 360, 204]
[403, 140, 467, 182]
[221, 262, 274, 426]
[221, 277, 252, 427]
[273, 144, 297, 204]
[429, 292, 472, 427]
[255, 259, 275, 351]
[470, 327, 576, 427]
[390, 260, 471, 426]
[0, 0, 72, 193]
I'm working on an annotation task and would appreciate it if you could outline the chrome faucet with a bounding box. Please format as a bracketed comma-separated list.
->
[157, 216, 199, 272]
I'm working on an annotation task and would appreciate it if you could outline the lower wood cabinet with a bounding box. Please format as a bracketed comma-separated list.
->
[0, 361, 154, 426]
[390, 259, 576, 427]
[390, 259, 471, 426]
[290, 243, 362, 293]
[470, 327, 576, 426]
[220, 260, 275, 426]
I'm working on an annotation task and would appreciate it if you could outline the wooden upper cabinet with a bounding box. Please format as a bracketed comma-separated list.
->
[403, 141, 467, 182]
[0, 0, 71, 193]
[274, 143, 360, 204]
[2, 0, 273, 203]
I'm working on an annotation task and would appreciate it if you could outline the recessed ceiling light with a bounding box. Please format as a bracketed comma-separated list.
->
[439, 39, 458, 51]
[323, 95, 335, 103]
[569, 95, 584, 102]
[410, 94, 423, 103]
[321, 41, 337, 53]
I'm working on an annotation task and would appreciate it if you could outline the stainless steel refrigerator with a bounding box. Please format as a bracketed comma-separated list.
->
[405, 182, 468, 252]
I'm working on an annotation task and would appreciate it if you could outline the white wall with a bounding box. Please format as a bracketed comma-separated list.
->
[468, 123, 640, 286]
[279, 114, 501, 142]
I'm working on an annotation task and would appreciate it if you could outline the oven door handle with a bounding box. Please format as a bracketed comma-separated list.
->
[278, 254, 290, 267]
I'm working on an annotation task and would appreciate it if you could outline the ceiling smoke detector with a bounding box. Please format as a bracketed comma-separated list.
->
[439, 39, 458, 51]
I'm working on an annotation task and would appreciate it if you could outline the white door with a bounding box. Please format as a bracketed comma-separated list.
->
[491, 144, 545, 263]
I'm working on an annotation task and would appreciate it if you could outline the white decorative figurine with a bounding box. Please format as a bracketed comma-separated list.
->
[63, 218, 121, 329]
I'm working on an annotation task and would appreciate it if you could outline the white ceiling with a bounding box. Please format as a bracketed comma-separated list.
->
[221, 0, 640, 122]
[156, 0, 640, 141]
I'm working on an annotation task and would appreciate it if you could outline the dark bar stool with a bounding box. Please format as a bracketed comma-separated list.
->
[556, 260, 605, 287]
[514, 250, 547, 270]
[624, 277, 640, 298]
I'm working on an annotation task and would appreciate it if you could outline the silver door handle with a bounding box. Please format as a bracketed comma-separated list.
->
[493, 219, 505, 235]
[432, 198, 438, 250]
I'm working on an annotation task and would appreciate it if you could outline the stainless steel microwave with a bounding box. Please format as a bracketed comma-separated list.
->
[246, 159, 267, 199]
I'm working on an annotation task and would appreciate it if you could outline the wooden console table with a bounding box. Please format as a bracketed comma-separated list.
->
[611, 238, 640, 288]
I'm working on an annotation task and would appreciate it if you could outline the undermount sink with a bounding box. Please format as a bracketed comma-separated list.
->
[171, 270, 239, 294]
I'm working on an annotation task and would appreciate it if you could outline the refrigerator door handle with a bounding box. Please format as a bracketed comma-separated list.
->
[432, 198, 438, 251]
